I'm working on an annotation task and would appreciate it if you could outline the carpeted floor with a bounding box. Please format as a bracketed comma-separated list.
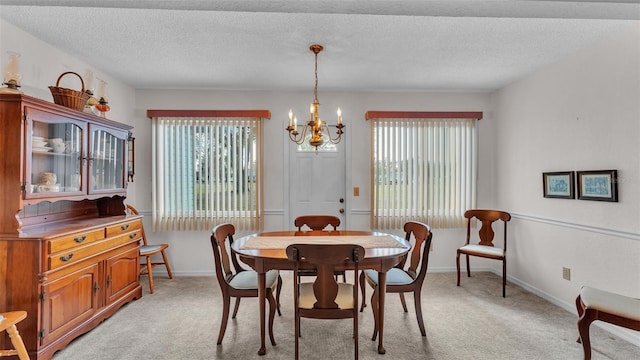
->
[51, 272, 639, 359]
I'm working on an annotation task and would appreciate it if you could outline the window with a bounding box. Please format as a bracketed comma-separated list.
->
[297, 130, 338, 152]
[148, 110, 270, 232]
[367, 111, 482, 229]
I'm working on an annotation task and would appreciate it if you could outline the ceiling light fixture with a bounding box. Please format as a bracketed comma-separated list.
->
[286, 44, 344, 150]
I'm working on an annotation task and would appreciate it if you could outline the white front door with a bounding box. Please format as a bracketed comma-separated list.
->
[289, 132, 346, 230]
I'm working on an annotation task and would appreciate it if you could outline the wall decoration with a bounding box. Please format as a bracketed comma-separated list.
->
[543, 171, 575, 199]
[577, 170, 618, 202]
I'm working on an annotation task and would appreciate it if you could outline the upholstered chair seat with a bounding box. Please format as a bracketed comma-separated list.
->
[230, 269, 280, 290]
[457, 244, 504, 257]
[580, 286, 640, 320]
[362, 268, 414, 285]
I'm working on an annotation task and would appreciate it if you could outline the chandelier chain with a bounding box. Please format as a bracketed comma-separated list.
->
[314, 50, 319, 103]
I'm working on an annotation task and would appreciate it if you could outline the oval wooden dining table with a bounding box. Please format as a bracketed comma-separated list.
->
[231, 230, 411, 356]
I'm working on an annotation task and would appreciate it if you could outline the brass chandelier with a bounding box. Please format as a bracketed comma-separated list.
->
[286, 44, 344, 149]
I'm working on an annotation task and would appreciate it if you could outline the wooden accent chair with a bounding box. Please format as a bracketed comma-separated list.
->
[576, 286, 640, 360]
[286, 243, 365, 360]
[456, 209, 511, 297]
[125, 204, 173, 294]
[294, 215, 345, 282]
[211, 223, 282, 345]
[359, 221, 433, 338]
[294, 215, 340, 231]
[0, 311, 30, 360]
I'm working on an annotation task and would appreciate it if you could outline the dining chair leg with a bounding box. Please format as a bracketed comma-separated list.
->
[399, 293, 408, 312]
[502, 259, 507, 298]
[267, 289, 277, 346]
[413, 289, 426, 336]
[160, 250, 174, 279]
[6, 323, 30, 360]
[456, 252, 461, 286]
[217, 294, 231, 344]
[466, 254, 471, 277]
[577, 315, 593, 360]
[145, 255, 155, 294]
[276, 275, 283, 316]
[354, 308, 359, 360]
[370, 287, 379, 341]
[232, 298, 241, 319]
[294, 291, 300, 360]
[358, 272, 367, 312]
[576, 295, 592, 360]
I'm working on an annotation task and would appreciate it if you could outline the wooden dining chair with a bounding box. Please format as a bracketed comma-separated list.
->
[359, 221, 433, 338]
[286, 243, 365, 360]
[293, 215, 345, 282]
[0, 311, 30, 360]
[125, 204, 173, 294]
[210, 223, 283, 345]
[456, 209, 511, 297]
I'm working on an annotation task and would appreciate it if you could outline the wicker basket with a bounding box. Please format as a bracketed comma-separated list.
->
[49, 71, 91, 112]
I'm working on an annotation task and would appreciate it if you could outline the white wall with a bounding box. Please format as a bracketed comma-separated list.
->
[0, 21, 136, 126]
[491, 24, 640, 344]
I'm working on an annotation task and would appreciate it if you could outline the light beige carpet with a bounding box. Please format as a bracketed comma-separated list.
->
[52, 272, 639, 360]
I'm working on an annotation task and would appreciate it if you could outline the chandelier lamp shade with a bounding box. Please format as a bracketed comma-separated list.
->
[286, 44, 344, 149]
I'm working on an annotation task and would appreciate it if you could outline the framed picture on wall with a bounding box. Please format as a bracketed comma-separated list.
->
[543, 171, 575, 199]
[577, 170, 618, 202]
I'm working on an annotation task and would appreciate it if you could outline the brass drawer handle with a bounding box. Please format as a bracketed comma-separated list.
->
[74, 235, 87, 243]
[60, 253, 74, 262]
[121, 224, 130, 231]
[129, 232, 137, 239]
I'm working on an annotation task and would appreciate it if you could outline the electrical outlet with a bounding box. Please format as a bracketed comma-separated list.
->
[562, 267, 571, 281]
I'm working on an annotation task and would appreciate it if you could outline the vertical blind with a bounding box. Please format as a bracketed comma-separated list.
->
[150, 113, 266, 232]
[368, 112, 480, 229]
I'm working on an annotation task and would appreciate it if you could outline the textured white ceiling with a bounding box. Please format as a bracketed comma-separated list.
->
[1, 1, 638, 92]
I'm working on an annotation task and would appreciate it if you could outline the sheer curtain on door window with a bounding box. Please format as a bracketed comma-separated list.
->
[148, 110, 269, 232]
[367, 111, 482, 230]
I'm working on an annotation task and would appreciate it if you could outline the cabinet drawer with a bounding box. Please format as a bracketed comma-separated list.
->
[48, 229, 105, 254]
[106, 219, 142, 238]
[49, 230, 142, 270]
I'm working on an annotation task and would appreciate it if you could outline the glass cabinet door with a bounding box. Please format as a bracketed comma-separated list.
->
[27, 109, 84, 198]
[89, 125, 128, 193]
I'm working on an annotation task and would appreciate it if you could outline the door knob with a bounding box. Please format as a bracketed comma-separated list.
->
[339, 208, 345, 214]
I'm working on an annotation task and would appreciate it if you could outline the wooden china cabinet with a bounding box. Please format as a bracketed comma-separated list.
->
[0, 94, 142, 359]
